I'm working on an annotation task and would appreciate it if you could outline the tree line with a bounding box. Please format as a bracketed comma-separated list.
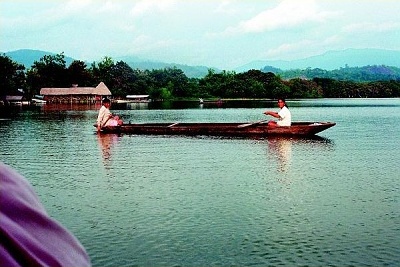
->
[265, 65, 400, 82]
[1, 53, 400, 100]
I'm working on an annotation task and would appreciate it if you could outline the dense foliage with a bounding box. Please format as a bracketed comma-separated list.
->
[1, 53, 399, 100]
[264, 65, 400, 82]
[0, 55, 25, 95]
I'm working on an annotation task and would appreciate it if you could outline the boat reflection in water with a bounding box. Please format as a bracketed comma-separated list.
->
[97, 133, 120, 169]
[267, 137, 293, 173]
[126, 102, 149, 110]
[267, 136, 334, 173]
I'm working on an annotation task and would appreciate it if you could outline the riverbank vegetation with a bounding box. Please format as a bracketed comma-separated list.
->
[1, 53, 400, 100]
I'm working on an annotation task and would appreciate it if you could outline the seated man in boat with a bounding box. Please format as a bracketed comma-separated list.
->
[263, 98, 291, 126]
[96, 98, 123, 131]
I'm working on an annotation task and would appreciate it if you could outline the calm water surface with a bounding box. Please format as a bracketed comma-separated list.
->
[1, 99, 399, 266]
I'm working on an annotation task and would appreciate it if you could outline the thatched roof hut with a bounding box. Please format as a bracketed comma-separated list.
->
[94, 82, 112, 96]
[40, 82, 111, 103]
[40, 82, 111, 96]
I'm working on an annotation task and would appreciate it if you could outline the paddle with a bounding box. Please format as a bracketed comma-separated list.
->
[237, 120, 267, 128]
[167, 122, 179, 127]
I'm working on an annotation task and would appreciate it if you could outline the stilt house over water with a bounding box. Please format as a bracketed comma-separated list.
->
[40, 82, 111, 103]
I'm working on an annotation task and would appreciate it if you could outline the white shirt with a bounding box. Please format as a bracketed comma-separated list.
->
[96, 105, 112, 127]
[277, 106, 291, 126]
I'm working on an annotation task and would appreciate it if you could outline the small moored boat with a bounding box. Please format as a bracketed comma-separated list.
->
[95, 121, 336, 137]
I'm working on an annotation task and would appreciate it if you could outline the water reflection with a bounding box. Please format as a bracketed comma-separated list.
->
[267, 136, 334, 173]
[97, 133, 120, 169]
[267, 138, 292, 173]
[41, 103, 100, 111]
[126, 102, 149, 110]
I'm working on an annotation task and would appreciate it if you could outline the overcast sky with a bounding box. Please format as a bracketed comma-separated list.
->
[1, 0, 399, 70]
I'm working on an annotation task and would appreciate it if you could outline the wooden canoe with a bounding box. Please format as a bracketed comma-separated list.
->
[95, 121, 336, 137]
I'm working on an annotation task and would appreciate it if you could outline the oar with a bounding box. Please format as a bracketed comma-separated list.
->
[167, 122, 179, 127]
[237, 120, 267, 128]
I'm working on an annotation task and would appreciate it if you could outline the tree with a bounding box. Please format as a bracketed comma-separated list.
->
[164, 67, 189, 97]
[130, 69, 153, 95]
[286, 78, 323, 98]
[198, 69, 238, 98]
[148, 86, 172, 100]
[198, 69, 219, 97]
[147, 67, 190, 98]
[0, 54, 26, 97]
[237, 70, 284, 98]
[89, 56, 115, 88]
[26, 53, 68, 95]
[67, 60, 93, 87]
[111, 61, 136, 97]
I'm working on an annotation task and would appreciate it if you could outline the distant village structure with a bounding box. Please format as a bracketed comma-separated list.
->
[40, 82, 111, 103]
[1, 88, 28, 105]
[4, 95, 24, 104]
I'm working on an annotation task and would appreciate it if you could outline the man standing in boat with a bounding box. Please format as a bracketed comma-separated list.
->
[263, 98, 291, 126]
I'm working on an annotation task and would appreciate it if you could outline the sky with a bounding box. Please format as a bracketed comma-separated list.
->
[1, 0, 400, 70]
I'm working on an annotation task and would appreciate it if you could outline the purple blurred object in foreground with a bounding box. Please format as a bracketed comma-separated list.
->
[0, 162, 91, 267]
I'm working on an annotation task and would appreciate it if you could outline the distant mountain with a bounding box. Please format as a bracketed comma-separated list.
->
[3, 49, 215, 78]
[3, 49, 75, 68]
[4, 48, 400, 79]
[118, 58, 216, 78]
[235, 48, 400, 72]
[275, 65, 400, 82]
[2, 50, 217, 78]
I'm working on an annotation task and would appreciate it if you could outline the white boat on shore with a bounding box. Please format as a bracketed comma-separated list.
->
[115, 95, 150, 103]
[31, 98, 47, 104]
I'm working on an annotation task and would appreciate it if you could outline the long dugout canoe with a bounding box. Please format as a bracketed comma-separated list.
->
[95, 121, 336, 137]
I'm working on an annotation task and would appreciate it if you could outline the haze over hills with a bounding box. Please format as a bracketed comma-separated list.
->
[114, 55, 214, 79]
[3, 48, 400, 78]
[4, 49, 76, 68]
[2, 49, 213, 78]
[235, 49, 400, 72]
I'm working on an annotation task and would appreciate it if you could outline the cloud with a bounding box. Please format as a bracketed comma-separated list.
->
[221, 0, 332, 35]
[343, 22, 400, 34]
[2, 0, 93, 30]
[96, 1, 119, 14]
[263, 34, 346, 60]
[62, 0, 92, 13]
[214, 0, 240, 15]
[1, 0, 400, 69]
[130, 0, 176, 16]
[127, 34, 187, 55]
[265, 40, 313, 59]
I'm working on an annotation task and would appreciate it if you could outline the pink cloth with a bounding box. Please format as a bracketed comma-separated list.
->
[107, 119, 118, 126]
[0, 162, 91, 267]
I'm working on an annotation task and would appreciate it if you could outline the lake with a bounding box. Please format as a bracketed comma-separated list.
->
[1, 98, 399, 266]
